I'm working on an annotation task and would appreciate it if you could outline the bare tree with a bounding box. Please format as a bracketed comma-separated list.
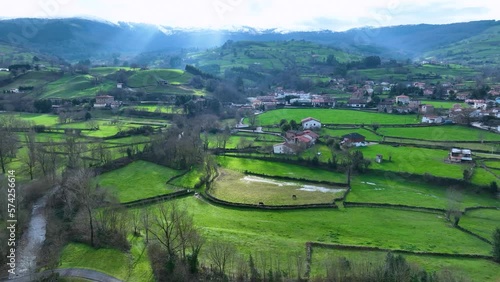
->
[62, 169, 105, 247]
[22, 131, 38, 180]
[207, 240, 236, 276]
[64, 136, 86, 169]
[0, 121, 19, 174]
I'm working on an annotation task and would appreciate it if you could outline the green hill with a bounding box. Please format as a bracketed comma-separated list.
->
[424, 25, 500, 66]
[127, 69, 193, 87]
[40, 74, 115, 99]
[188, 40, 360, 75]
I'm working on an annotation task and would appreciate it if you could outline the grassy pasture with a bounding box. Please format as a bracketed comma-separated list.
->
[256, 109, 419, 126]
[0, 112, 60, 126]
[471, 168, 499, 186]
[420, 100, 465, 109]
[484, 160, 500, 170]
[96, 160, 184, 202]
[378, 125, 500, 142]
[211, 169, 346, 205]
[358, 144, 467, 179]
[59, 243, 129, 280]
[89, 67, 133, 76]
[156, 197, 491, 256]
[348, 172, 499, 209]
[0, 71, 61, 91]
[217, 156, 347, 183]
[460, 209, 500, 239]
[311, 248, 500, 282]
[59, 239, 154, 282]
[322, 128, 381, 141]
[41, 75, 116, 98]
[127, 69, 192, 87]
[168, 166, 205, 189]
[383, 137, 500, 152]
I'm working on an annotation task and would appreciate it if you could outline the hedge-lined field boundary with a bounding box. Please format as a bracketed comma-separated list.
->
[343, 201, 445, 214]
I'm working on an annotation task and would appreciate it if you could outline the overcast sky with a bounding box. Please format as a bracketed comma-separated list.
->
[1, 0, 498, 31]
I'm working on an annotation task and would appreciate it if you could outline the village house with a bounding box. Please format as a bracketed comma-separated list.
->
[273, 142, 296, 154]
[347, 98, 367, 108]
[419, 104, 435, 114]
[423, 89, 434, 96]
[448, 148, 472, 162]
[301, 117, 321, 129]
[413, 82, 426, 89]
[117, 83, 123, 89]
[395, 95, 410, 104]
[378, 100, 394, 113]
[94, 95, 121, 108]
[421, 114, 443, 124]
[341, 133, 366, 147]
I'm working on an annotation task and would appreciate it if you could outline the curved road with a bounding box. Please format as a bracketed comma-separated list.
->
[3, 268, 123, 282]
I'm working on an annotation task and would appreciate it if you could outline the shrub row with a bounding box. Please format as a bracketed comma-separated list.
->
[343, 201, 445, 214]
[463, 206, 500, 214]
[455, 225, 492, 245]
[307, 242, 493, 260]
[122, 190, 194, 208]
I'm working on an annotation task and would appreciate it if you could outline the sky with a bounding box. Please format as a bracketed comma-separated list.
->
[0, 0, 498, 31]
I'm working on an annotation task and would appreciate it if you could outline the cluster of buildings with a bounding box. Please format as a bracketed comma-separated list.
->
[273, 117, 321, 154]
[272, 117, 369, 154]
[250, 89, 336, 110]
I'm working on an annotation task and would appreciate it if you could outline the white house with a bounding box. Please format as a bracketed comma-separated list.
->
[421, 115, 443, 124]
[273, 143, 295, 154]
[395, 95, 410, 104]
[301, 117, 321, 129]
[449, 148, 472, 162]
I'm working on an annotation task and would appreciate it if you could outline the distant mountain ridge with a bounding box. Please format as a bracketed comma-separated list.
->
[0, 18, 499, 62]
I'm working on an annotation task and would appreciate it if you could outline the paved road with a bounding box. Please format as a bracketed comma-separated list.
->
[3, 268, 123, 282]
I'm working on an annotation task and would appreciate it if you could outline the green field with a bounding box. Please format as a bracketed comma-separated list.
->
[190, 40, 360, 74]
[378, 125, 500, 142]
[89, 67, 133, 76]
[0, 71, 62, 92]
[348, 64, 480, 82]
[348, 172, 499, 209]
[256, 109, 419, 126]
[217, 156, 347, 183]
[96, 160, 184, 202]
[211, 169, 346, 205]
[168, 166, 205, 189]
[154, 197, 491, 256]
[358, 144, 467, 179]
[460, 209, 500, 239]
[311, 248, 500, 282]
[59, 238, 154, 282]
[127, 69, 193, 87]
[0, 112, 60, 126]
[420, 100, 466, 109]
[41, 74, 115, 98]
[322, 128, 381, 141]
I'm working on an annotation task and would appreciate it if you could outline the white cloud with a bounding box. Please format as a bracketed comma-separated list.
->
[0, 0, 498, 30]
